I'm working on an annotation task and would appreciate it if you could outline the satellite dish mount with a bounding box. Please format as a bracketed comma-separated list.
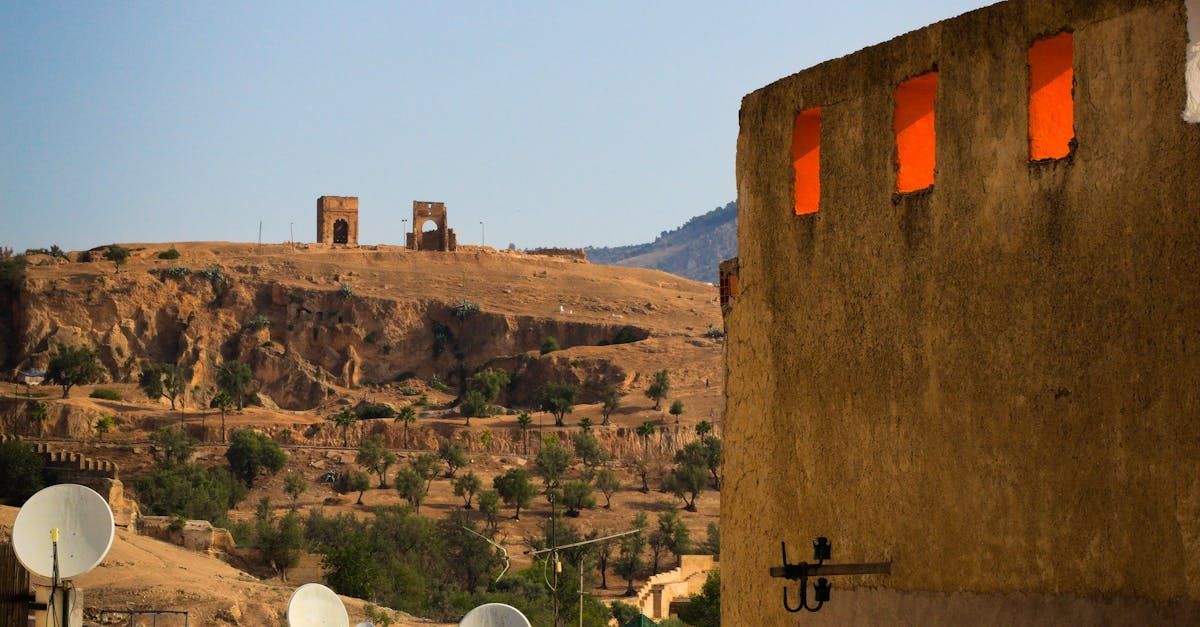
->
[12, 484, 115, 627]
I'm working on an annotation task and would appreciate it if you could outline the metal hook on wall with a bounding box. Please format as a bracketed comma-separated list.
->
[770, 537, 890, 615]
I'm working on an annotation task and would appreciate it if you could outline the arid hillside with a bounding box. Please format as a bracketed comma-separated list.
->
[3, 242, 720, 412]
[0, 242, 725, 624]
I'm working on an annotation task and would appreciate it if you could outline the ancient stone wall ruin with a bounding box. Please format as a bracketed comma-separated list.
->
[0, 435, 136, 525]
[525, 247, 588, 261]
[316, 196, 359, 246]
[726, 0, 1200, 624]
[406, 201, 457, 251]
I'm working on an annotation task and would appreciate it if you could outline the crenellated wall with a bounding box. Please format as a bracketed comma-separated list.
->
[0, 435, 135, 525]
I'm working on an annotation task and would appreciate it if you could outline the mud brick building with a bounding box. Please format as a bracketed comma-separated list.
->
[724, 0, 1200, 623]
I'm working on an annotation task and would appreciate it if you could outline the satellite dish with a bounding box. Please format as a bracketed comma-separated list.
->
[287, 583, 349, 627]
[458, 603, 532, 627]
[354, 623, 375, 627]
[12, 484, 115, 579]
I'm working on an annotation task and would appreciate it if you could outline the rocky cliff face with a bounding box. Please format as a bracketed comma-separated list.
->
[3, 252, 655, 411]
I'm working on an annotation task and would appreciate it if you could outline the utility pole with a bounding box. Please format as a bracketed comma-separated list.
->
[480, 221, 485, 248]
[551, 493, 558, 626]
[527, 527, 644, 627]
[289, 222, 294, 250]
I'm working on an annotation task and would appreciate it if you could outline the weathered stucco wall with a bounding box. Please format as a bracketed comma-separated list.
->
[725, 0, 1200, 623]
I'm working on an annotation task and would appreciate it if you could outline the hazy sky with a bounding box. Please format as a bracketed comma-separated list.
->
[1, 1, 990, 252]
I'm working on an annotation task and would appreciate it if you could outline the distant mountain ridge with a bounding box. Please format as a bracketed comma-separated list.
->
[586, 201, 736, 283]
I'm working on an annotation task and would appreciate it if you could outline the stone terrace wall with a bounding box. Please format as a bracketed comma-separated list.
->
[0, 435, 135, 525]
[525, 248, 589, 261]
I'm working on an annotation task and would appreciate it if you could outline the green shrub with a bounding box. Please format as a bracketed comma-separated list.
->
[429, 375, 451, 394]
[540, 336, 560, 355]
[610, 601, 641, 624]
[451, 301, 480, 320]
[0, 439, 44, 505]
[356, 403, 396, 420]
[134, 463, 247, 524]
[89, 388, 123, 401]
[0, 254, 28, 292]
[151, 265, 190, 280]
[226, 430, 287, 487]
[338, 283, 354, 298]
[245, 315, 271, 331]
[676, 570, 720, 626]
[105, 245, 131, 271]
[157, 247, 181, 260]
[364, 330, 382, 344]
[199, 265, 227, 295]
[199, 265, 224, 281]
[399, 386, 419, 396]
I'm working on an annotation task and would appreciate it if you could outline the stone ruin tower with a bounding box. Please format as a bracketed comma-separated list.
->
[316, 196, 359, 246]
[406, 200, 457, 251]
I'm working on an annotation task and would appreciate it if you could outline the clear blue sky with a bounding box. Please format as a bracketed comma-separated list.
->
[1, 1, 990, 252]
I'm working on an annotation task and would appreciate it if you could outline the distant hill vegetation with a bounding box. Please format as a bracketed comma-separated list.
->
[586, 201, 736, 283]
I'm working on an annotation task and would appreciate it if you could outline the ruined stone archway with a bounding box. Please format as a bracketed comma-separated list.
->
[406, 200, 457, 251]
[316, 196, 359, 246]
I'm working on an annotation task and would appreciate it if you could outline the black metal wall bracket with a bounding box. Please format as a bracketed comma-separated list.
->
[769, 537, 892, 613]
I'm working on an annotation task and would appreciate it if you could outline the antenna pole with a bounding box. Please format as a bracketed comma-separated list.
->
[258, 221, 262, 250]
[578, 554, 584, 627]
[51, 527, 68, 627]
[551, 493, 558, 627]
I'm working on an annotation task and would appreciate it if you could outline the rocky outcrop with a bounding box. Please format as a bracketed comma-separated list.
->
[486, 352, 633, 406]
[4, 265, 653, 411]
[139, 516, 235, 553]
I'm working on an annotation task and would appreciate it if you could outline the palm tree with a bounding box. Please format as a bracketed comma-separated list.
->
[331, 407, 357, 447]
[516, 411, 533, 455]
[210, 391, 234, 443]
[394, 405, 417, 449]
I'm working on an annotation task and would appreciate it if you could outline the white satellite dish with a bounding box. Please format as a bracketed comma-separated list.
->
[12, 484, 115, 580]
[458, 603, 532, 627]
[287, 583, 349, 627]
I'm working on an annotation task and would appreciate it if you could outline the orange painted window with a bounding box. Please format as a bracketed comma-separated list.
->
[1028, 32, 1074, 160]
[791, 108, 821, 215]
[893, 72, 938, 193]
